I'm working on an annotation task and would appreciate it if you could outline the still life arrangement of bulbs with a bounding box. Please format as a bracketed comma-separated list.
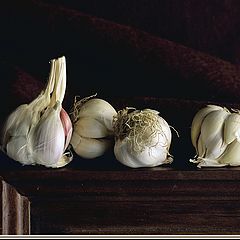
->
[0, 56, 173, 168]
[2, 56, 240, 169]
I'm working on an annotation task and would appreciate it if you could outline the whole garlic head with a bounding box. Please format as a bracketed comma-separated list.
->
[190, 104, 240, 168]
[1, 56, 73, 168]
[113, 108, 173, 168]
[70, 95, 117, 159]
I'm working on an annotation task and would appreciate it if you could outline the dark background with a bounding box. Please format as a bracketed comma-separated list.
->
[42, 0, 240, 64]
[2, 0, 240, 107]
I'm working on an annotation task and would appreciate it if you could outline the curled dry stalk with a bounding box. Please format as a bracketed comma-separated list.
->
[69, 93, 97, 123]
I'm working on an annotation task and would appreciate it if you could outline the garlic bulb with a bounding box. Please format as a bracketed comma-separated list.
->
[190, 104, 240, 168]
[70, 95, 117, 159]
[113, 108, 173, 168]
[1, 56, 73, 168]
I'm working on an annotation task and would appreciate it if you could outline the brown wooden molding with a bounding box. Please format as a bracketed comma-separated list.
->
[1, 165, 240, 234]
[2, 180, 30, 235]
[1, 150, 240, 234]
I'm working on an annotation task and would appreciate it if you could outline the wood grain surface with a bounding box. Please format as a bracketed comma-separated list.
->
[1, 150, 240, 235]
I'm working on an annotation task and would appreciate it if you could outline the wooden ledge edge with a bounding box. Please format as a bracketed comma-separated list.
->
[1, 180, 30, 235]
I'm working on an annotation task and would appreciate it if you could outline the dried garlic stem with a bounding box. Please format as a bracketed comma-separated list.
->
[70, 93, 97, 123]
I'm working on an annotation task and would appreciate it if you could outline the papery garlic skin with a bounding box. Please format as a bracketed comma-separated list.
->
[190, 105, 240, 168]
[31, 101, 65, 167]
[60, 108, 73, 151]
[70, 97, 117, 159]
[113, 108, 173, 168]
[1, 56, 73, 168]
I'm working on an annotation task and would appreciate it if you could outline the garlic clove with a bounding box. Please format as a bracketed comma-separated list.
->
[6, 135, 32, 165]
[197, 109, 229, 161]
[60, 108, 73, 151]
[4, 105, 36, 165]
[191, 105, 224, 149]
[205, 134, 227, 160]
[1, 104, 28, 150]
[31, 101, 65, 167]
[217, 139, 240, 166]
[69, 96, 117, 159]
[77, 98, 117, 132]
[223, 113, 240, 145]
[196, 135, 206, 158]
[74, 117, 110, 139]
[70, 131, 112, 159]
[200, 109, 229, 149]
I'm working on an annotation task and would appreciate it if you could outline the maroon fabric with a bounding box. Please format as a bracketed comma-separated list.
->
[2, 0, 240, 167]
[1, 0, 240, 105]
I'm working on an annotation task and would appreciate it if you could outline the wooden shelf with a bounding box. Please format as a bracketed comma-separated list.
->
[1, 151, 240, 235]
